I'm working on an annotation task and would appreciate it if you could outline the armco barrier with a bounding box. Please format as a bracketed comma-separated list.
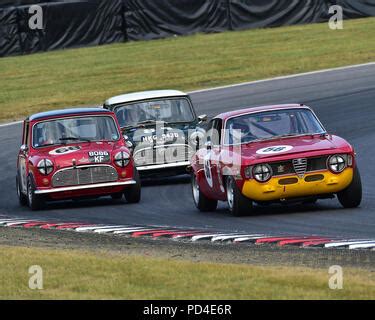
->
[0, 0, 374, 57]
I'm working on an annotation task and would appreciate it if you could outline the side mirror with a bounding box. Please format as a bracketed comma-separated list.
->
[198, 114, 208, 123]
[20, 145, 28, 153]
[205, 140, 212, 150]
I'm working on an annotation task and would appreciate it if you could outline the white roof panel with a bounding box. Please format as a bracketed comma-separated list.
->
[105, 90, 188, 106]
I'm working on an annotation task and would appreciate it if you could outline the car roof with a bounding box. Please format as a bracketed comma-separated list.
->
[215, 104, 312, 121]
[28, 108, 111, 121]
[104, 90, 188, 106]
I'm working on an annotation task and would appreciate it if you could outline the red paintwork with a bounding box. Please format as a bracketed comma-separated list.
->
[17, 109, 135, 202]
[191, 104, 356, 201]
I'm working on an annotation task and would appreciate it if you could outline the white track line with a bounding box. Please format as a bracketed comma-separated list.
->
[189, 62, 375, 94]
[1, 62, 374, 128]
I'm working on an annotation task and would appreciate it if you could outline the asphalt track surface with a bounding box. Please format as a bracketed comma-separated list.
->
[0, 64, 374, 238]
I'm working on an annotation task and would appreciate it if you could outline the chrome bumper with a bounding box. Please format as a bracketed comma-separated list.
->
[35, 180, 137, 195]
[137, 161, 191, 171]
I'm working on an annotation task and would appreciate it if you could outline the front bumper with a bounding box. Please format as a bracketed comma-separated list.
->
[241, 168, 353, 202]
[35, 180, 137, 195]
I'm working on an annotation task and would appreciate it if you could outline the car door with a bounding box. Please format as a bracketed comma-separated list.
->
[202, 119, 225, 197]
[18, 121, 29, 194]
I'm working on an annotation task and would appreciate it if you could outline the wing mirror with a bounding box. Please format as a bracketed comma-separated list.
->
[198, 114, 208, 123]
[20, 145, 28, 153]
[205, 140, 212, 150]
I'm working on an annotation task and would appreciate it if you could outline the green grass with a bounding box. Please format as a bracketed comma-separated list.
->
[0, 246, 374, 299]
[0, 17, 375, 122]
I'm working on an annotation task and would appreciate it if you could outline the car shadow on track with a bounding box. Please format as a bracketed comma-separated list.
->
[209, 200, 349, 218]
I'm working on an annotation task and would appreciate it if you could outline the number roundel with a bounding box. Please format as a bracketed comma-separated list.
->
[256, 145, 293, 155]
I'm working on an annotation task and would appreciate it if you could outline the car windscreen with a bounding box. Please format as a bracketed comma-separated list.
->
[113, 98, 195, 128]
[32, 116, 120, 148]
[224, 108, 325, 145]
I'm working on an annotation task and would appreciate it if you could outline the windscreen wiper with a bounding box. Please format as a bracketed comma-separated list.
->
[59, 137, 92, 143]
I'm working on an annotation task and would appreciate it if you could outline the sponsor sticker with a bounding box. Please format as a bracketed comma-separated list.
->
[256, 145, 293, 155]
[88, 151, 110, 163]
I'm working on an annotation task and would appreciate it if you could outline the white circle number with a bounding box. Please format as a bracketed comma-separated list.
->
[256, 145, 293, 155]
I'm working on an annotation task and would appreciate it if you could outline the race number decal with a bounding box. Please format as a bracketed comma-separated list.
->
[49, 146, 80, 155]
[256, 145, 293, 155]
[203, 154, 213, 188]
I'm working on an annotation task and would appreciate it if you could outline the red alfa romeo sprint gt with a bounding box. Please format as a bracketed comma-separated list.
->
[191, 104, 362, 216]
[16, 108, 141, 210]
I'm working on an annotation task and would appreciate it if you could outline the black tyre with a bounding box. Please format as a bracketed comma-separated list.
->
[27, 177, 45, 211]
[337, 166, 362, 208]
[226, 176, 253, 216]
[191, 173, 218, 212]
[16, 174, 28, 206]
[124, 168, 141, 203]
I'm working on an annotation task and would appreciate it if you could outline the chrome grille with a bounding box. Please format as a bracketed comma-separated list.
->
[292, 158, 307, 178]
[133, 144, 194, 167]
[52, 165, 118, 187]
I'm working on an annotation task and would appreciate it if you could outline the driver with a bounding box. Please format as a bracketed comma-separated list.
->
[39, 125, 55, 146]
[230, 119, 253, 143]
[116, 106, 141, 126]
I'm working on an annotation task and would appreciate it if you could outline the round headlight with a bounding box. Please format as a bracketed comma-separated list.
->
[114, 151, 130, 167]
[328, 155, 346, 173]
[37, 159, 54, 175]
[252, 164, 272, 182]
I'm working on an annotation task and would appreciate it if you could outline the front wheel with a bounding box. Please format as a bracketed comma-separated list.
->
[191, 173, 217, 212]
[337, 166, 362, 208]
[16, 175, 27, 206]
[27, 177, 45, 211]
[124, 168, 141, 203]
[226, 176, 253, 216]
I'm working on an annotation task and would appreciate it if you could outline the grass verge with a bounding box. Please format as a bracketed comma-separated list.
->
[0, 17, 374, 122]
[0, 245, 374, 299]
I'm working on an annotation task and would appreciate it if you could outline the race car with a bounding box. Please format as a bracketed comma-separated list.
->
[103, 90, 207, 178]
[190, 104, 362, 216]
[16, 108, 141, 210]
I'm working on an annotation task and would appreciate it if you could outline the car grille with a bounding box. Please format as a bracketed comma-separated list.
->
[133, 144, 194, 167]
[52, 165, 118, 188]
[292, 158, 307, 177]
[269, 156, 328, 177]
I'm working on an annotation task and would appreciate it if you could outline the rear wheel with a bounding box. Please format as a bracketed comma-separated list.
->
[124, 168, 141, 203]
[27, 177, 45, 211]
[191, 173, 217, 212]
[337, 166, 362, 208]
[226, 176, 253, 216]
[16, 175, 27, 206]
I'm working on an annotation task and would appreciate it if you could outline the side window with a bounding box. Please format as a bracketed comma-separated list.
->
[209, 119, 222, 146]
[22, 121, 29, 146]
